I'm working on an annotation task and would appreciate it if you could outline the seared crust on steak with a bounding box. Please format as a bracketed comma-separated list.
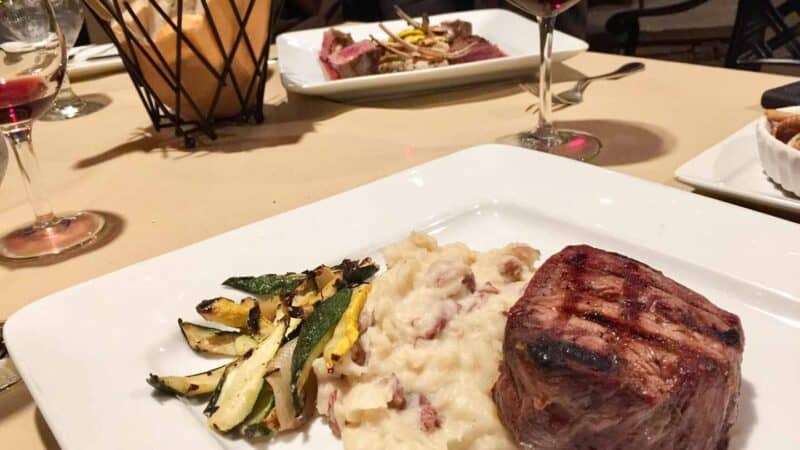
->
[493, 245, 744, 450]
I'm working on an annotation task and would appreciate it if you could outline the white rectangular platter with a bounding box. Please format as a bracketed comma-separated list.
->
[276, 9, 588, 100]
[6, 145, 800, 450]
[675, 119, 800, 213]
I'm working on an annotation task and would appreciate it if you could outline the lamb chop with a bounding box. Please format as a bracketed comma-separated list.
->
[493, 245, 744, 450]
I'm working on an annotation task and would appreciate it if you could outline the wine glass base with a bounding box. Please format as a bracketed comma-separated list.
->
[41, 99, 105, 121]
[0, 211, 105, 259]
[504, 129, 602, 162]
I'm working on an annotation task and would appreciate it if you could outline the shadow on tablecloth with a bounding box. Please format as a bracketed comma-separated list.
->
[556, 119, 676, 166]
[0, 382, 59, 448]
[0, 377, 27, 421]
[72, 91, 355, 169]
[34, 408, 60, 449]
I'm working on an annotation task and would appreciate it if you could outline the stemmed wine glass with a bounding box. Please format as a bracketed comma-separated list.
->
[41, 0, 94, 120]
[0, 0, 104, 259]
[508, 0, 601, 160]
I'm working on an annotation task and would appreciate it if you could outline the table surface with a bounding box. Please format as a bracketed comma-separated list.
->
[0, 50, 798, 449]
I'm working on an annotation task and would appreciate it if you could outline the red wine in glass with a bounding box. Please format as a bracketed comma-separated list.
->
[0, 77, 57, 125]
[507, 0, 582, 17]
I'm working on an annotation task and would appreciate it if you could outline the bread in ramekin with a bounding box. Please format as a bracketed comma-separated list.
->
[755, 106, 800, 196]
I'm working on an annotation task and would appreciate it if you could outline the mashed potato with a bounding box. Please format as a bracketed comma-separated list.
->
[313, 233, 539, 450]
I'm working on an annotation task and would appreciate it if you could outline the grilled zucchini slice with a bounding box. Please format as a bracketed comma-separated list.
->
[256, 296, 282, 321]
[195, 297, 257, 329]
[264, 338, 301, 431]
[337, 258, 379, 284]
[313, 265, 343, 299]
[223, 273, 306, 296]
[290, 287, 352, 411]
[238, 384, 275, 438]
[147, 364, 227, 397]
[283, 275, 320, 338]
[178, 319, 257, 356]
[323, 284, 371, 369]
[206, 321, 286, 432]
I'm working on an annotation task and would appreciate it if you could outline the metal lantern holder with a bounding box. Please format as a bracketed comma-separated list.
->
[83, 0, 282, 147]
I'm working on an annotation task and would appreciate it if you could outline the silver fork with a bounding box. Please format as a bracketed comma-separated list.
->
[521, 83, 570, 114]
[554, 62, 645, 105]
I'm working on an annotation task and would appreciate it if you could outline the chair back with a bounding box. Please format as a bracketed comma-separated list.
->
[726, 0, 800, 70]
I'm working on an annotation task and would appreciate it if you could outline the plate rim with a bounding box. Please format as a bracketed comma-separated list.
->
[674, 119, 800, 213]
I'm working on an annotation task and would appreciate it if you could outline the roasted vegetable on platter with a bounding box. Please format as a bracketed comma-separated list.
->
[147, 258, 378, 440]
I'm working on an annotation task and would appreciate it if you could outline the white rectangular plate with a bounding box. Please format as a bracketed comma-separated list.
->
[675, 118, 800, 213]
[6, 145, 800, 450]
[276, 9, 588, 100]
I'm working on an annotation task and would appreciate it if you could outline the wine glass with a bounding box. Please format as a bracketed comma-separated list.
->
[0, 0, 104, 259]
[41, 0, 92, 120]
[507, 0, 601, 160]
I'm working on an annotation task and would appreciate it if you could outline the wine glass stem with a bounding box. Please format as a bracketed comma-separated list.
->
[54, 74, 79, 104]
[4, 126, 56, 225]
[536, 15, 556, 139]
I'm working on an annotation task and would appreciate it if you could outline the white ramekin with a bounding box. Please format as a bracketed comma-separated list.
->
[755, 106, 800, 196]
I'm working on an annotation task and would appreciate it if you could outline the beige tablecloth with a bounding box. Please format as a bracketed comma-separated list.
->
[0, 51, 797, 449]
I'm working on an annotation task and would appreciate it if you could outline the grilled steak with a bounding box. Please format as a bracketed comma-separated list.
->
[319, 28, 355, 80]
[440, 19, 473, 40]
[320, 28, 354, 60]
[323, 40, 380, 80]
[493, 245, 744, 450]
[449, 35, 505, 64]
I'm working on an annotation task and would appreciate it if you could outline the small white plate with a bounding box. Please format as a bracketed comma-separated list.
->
[276, 9, 588, 100]
[68, 44, 124, 80]
[675, 118, 800, 213]
[6, 145, 800, 450]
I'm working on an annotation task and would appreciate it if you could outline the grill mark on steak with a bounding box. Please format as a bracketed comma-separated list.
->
[620, 263, 649, 321]
[560, 293, 737, 363]
[526, 337, 618, 372]
[573, 306, 727, 372]
[512, 245, 743, 361]
[555, 251, 588, 327]
[563, 246, 740, 326]
[715, 328, 741, 347]
[536, 257, 741, 354]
